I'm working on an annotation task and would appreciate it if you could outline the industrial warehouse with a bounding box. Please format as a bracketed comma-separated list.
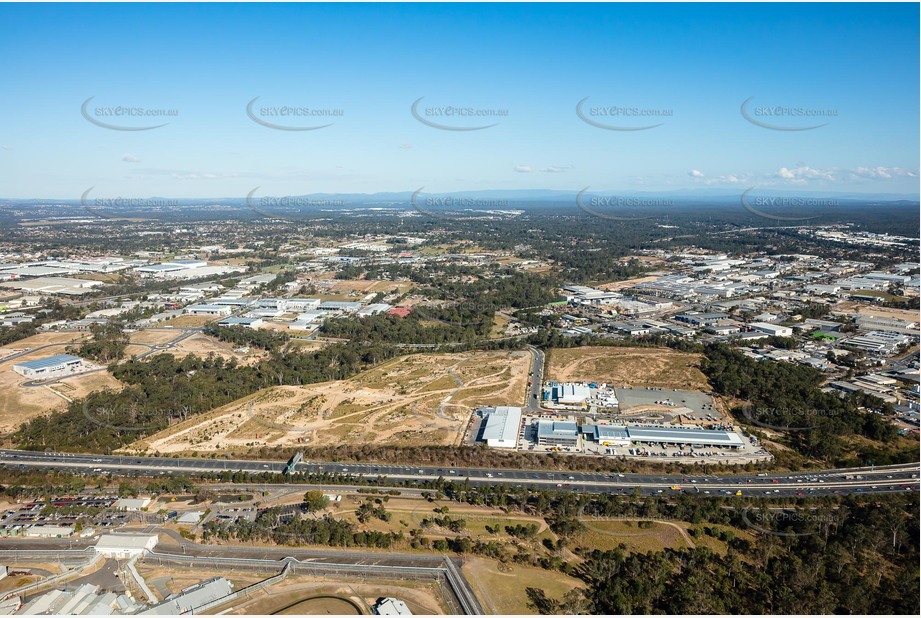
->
[477, 407, 761, 461]
[11, 353, 86, 378]
[479, 406, 522, 448]
[535, 420, 581, 447]
[584, 424, 746, 448]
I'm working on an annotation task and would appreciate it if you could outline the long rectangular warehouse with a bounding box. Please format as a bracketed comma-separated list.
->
[12, 353, 85, 378]
[587, 424, 744, 448]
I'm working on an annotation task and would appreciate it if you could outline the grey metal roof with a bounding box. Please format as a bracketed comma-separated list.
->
[536, 420, 579, 438]
[481, 406, 521, 443]
[625, 426, 744, 445]
[14, 353, 83, 371]
[586, 424, 743, 446]
[590, 425, 630, 439]
[139, 577, 233, 615]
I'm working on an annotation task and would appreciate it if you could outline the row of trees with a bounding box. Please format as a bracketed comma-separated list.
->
[202, 512, 401, 549]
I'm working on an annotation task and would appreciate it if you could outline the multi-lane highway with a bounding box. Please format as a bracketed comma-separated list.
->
[1, 449, 917, 497]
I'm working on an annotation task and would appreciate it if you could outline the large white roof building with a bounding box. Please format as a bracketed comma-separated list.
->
[557, 383, 591, 405]
[94, 533, 158, 558]
[374, 598, 413, 615]
[12, 354, 85, 378]
[480, 406, 522, 449]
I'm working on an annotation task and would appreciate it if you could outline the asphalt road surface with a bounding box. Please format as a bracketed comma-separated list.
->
[1, 448, 917, 498]
[525, 345, 544, 412]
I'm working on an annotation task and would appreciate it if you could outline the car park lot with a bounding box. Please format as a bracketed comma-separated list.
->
[581, 428, 771, 464]
[612, 387, 719, 422]
[0, 494, 122, 537]
[210, 506, 259, 526]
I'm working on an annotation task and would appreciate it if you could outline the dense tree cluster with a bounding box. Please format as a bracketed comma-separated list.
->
[202, 512, 401, 549]
[701, 344, 903, 464]
[577, 494, 918, 615]
[203, 324, 289, 352]
[69, 321, 130, 363]
[0, 322, 37, 346]
[302, 490, 330, 512]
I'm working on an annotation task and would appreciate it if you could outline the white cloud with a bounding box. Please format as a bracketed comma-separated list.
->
[773, 165, 918, 184]
[852, 166, 918, 180]
[399, 143, 412, 150]
[171, 172, 238, 180]
[514, 165, 532, 173]
[122, 154, 140, 163]
[540, 165, 572, 173]
[685, 165, 917, 188]
[130, 168, 239, 180]
[1, 145, 12, 151]
[774, 166, 835, 183]
[689, 171, 751, 185]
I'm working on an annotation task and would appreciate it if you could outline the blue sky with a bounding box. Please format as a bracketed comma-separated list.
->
[0, 2, 918, 198]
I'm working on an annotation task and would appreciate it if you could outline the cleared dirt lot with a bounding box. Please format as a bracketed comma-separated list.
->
[160, 333, 266, 365]
[833, 301, 920, 324]
[157, 315, 216, 328]
[128, 329, 184, 345]
[597, 275, 662, 290]
[127, 350, 530, 454]
[135, 564, 264, 601]
[48, 370, 123, 400]
[330, 279, 415, 295]
[546, 346, 710, 390]
[0, 331, 98, 431]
